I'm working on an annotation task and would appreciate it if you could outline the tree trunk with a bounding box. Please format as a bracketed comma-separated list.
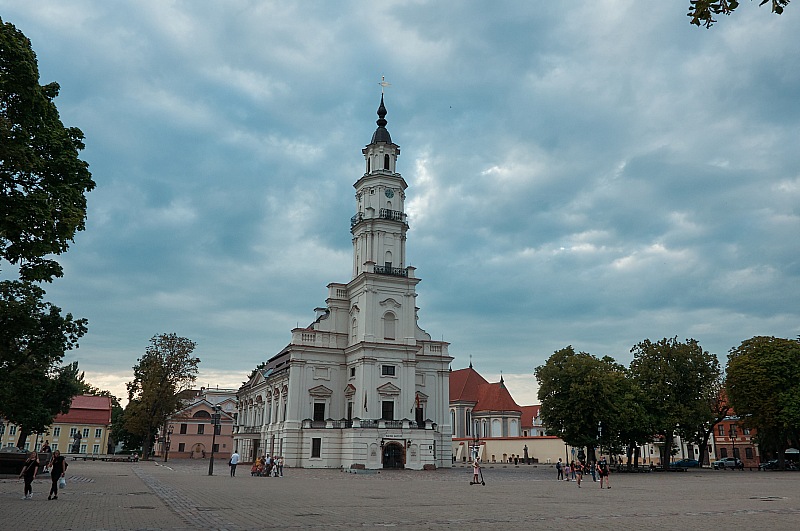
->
[16, 431, 29, 449]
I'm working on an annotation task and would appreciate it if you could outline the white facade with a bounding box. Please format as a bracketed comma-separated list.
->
[235, 96, 453, 470]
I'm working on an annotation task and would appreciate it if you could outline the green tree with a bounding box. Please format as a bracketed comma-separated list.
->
[535, 346, 635, 461]
[689, 0, 790, 28]
[125, 333, 200, 459]
[0, 280, 87, 447]
[1, 17, 95, 282]
[629, 337, 721, 467]
[726, 336, 800, 468]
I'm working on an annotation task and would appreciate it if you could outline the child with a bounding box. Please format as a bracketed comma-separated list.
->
[472, 457, 481, 483]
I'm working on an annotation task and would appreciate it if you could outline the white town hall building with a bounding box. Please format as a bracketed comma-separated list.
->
[234, 95, 453, 470]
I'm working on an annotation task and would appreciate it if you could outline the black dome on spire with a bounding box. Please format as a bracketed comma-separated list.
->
[370, 95, 392, 144]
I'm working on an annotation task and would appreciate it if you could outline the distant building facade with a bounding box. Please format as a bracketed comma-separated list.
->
[234, 96, 453, 470]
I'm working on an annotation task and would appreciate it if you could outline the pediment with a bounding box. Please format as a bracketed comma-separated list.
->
[308, 385, 333, 398]
[379, 298, 401, 309]
[377, 382, 401, 396]
[344, 384, 357, 398]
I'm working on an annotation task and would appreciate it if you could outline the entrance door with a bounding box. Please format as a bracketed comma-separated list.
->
[383, 442, 405, 469]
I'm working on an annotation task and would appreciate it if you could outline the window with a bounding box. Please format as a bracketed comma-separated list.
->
[384, 154, 390, 170]
[80, 444, 87, 453]
[733, 447, 740, 459]
[82, 428, 89, 438]
[212, 444, 219, 453]
[180, 424, 187, 434]
[347, 402, 353, 421]
[0, 424, 3, 435]
[383, 313, 396, 340]
[381, 365, 396, 376]
[381, 400, 394, 421]
[311, 438, 322, 458]
[197, 424, 205, 435]
[313, 403, 326, 422]
[283, 400, 287, 421]
[178, 443, 185, 452]
[51, 443, 58, 451]
[720, 448, 728, 458]
[350, 367, 356, 378]
[93, 444, 100, 454]
[744, 427, 751, 435]
[95, 428, 102, 438]
[718, 425, 725, 436]
[465, 410, 471, 436]
[10, 425, 17, 435]
[745, 447, 753, 459]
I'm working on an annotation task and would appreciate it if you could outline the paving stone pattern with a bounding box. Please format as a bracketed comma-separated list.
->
[1, 461, 799, 530]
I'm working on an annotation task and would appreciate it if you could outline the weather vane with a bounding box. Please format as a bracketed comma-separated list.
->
[379, 75, 391, 95]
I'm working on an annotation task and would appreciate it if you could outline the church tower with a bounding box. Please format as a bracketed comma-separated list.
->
[235, 92, 453, 471]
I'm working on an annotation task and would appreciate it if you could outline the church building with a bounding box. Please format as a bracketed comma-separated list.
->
[234, 95, 453, 470]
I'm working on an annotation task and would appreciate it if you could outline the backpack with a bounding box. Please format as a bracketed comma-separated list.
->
[556, 461, 562, 470]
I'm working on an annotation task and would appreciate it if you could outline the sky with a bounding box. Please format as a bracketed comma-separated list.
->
[2, 1, 799, 407]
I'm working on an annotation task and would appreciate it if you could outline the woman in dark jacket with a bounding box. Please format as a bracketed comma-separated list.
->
[19, 450, 40, 500]
[48, 449, 68, 500]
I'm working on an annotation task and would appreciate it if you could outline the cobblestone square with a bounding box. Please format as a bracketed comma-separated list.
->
[2, 460, 799, 530]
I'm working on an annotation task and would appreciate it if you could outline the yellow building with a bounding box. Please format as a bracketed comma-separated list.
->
[46, 395, 113, 455]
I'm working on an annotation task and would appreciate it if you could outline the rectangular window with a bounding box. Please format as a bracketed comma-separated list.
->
[718, 425, 725, 436]
[178, 443, 185, 452]
[93, 444, 100, 454]
[381, 365, 395, 376]
[69, 427, 77, 437]
[744, 427, 751, 435]
[381, 400, 394, 421]
[51, 443, 58, 451]
[197, 424, 205, 435]
[80, 444, 87, 453]
[745, 447, 753, 459]
[180, 424, 187, 434]
[350, 367, 356, 378]
[82, 428, 89, 438]
[95, 428, 102, 438]
[347, 402, 353, 421]
[10, 425, 17, 435]
[212, 444, 219, 453]
[53, 427, 61, 437]
[311, 437, 322, 458]
[720, 448, 728, 458]
[313, 402, 326, 422]
[733, 447, 740, 459]
[283, 402, 287, 421]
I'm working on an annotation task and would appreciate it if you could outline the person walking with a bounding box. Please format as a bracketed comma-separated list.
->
[472, 457, 481, 484]
[597, 457, 611, 489]
[229, 451, 240, 477]
[556, 458, 563, 480]
[575, 461, 584, 488]
[48, 450, 68, 500]
[277, 456, 284, 477]
[19, 450, 40, 499]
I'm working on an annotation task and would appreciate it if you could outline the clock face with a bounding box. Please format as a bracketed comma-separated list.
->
[385, 188, 394, 198]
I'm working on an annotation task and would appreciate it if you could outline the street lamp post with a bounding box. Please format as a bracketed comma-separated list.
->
[163, 425, 174, 462]
[208, 405, 222, 476]
[729, 424, 737, 467]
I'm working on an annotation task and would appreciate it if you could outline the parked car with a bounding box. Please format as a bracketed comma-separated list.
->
[712, 457, 743, 470]
[669, 458, 700, 468]
[759, 459, 799, 471]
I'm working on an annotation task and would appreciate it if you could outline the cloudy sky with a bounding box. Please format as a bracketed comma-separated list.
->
[2, 1, 799, 406]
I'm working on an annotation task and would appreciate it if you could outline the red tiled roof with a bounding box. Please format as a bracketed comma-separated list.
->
[474, 381, 521, 413]
[53, 395, 112, 425]
[520, 405, 541, 427]
[449, 367, 489, 402]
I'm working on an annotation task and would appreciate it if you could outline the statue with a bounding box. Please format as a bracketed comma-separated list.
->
[71, 433, 82, 453]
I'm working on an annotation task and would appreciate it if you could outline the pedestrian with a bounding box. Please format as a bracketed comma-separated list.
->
[564, 462, 570, 481]
[40, 440, 52, 472]
[19, 450, 40, 500]
[229, 450, 240, 477]
[556, 458, 563, 480]
[570, 460, 577, 480]
[575, 461, 583, 488]
[597, 456, 611, 489]
[472, 457, 481, 484]
[48, 449, 68, 500]
[277, 456, 284, 477]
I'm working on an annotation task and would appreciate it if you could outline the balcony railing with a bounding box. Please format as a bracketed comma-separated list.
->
[379, 208, 406, 223]
[374, 265, 408, 277]
[351, 212, 364, 229]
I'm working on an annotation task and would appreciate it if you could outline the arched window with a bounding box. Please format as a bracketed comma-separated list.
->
[383, 312, 396, 340]
[466, 410, 472, 436]
[450, 410, 456, 432]
[384, 154, 390, 170]
[510, 419, 518, 437]
[351, 318, 357, 342]
[192, 410, 211, 418]
[492, 419, 502, 437]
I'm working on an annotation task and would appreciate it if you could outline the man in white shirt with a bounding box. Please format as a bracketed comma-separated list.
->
[229, 451, 240, 477]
